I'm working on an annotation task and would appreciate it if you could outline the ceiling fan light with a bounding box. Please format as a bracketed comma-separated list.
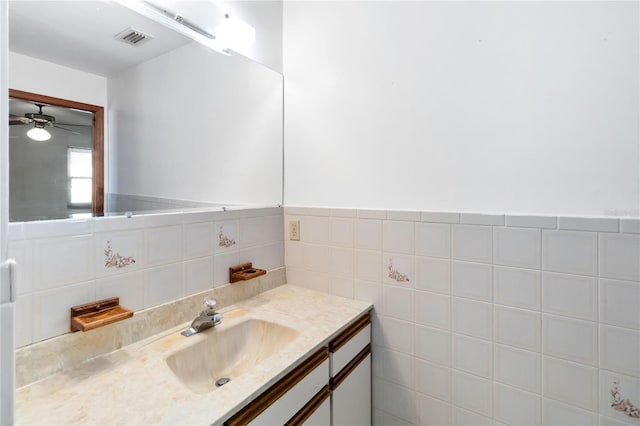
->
[26, 126, 51, 142]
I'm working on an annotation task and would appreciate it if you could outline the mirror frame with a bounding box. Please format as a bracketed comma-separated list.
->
[9, 88, 104, 216]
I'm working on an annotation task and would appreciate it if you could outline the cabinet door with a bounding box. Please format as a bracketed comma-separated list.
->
[285, 386, 331, 426]
[225, 347, 329, 426]
[249, 359, 328, 426]
[332, 353, 371, 426]
[302, 398, 330, 425]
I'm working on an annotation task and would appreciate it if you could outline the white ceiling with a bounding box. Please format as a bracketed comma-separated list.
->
[9, 0, 193, 77]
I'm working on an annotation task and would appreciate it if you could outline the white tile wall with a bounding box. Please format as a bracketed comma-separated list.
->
[330, 217, 354, 247]
[414, 358, 451, 401]
[284, 207, 640, 425]
[493, 266, 540, 311]
[143, 264, 182, 308]
[415, 324, 451, 366]
[493, 226, 541, 269]
[452, 297, 493, 340]
[542, 398, 598, 426]
[600, 325, 640, 377]
[494, 305, 541, 351]
[415, 290, 450, 330]
[33, 280, 94, 342]
[493, 382, 541, 425]
[380, 347, 413, 388]
[416, 393, 452, 425]
[452, 370, 493, 417]
[542, 271, 598, 321]
[600, 278, 640, 330]
[182, 257, 214, 295]
[356, 249, 382, 282]
[144, 225, 181, 266]
[453, 407, 492, 426]
[542, 230, 598, 276]
[356, 219, 382, 250]
[182, 221, 214, 259]
[599, 233, 640, 281]
[13, 208, 284, 346]
[415, 222, 450, 258]
[34, 235, 94, 289]
[542, 314, 598, 366]
[452, 225, 493, 263]
[542, 356, 598, 411]
[451, 261, 492, 302]
[95, 271, 144, 311]
[452, 334, 492, 379]
[494, 344, 541, 393]
[415, 256, 450, 294]
[383, 221, 414, 254]
[382, 285, 413, 321]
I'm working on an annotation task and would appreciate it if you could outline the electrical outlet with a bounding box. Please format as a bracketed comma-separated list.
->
[289, 220, 300, 241]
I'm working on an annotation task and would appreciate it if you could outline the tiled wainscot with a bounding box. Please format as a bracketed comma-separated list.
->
[284, 207, 640, 426]
[9, 207, 284, 348]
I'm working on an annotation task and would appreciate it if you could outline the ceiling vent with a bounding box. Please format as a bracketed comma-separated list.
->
[115, 27, 153, 46]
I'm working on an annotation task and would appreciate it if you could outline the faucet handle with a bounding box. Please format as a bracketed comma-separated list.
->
[202, 297, 217, 315]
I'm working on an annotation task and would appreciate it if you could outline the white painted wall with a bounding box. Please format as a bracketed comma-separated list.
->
[8, 52, 107, 106]
[108, 41, 283, 207]
[283, 1, 640, 217]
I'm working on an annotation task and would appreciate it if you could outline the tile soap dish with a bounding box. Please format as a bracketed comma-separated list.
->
[229, 262, 267, 283]
[70, 297, 133, 332]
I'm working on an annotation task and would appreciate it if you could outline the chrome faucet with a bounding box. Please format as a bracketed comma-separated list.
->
[181, 298, 223, 337]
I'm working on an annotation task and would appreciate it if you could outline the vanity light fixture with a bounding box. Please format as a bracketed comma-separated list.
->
[214, 14, 256, 51]
[116, 1, 229, 55]
[26, 123, 51, 142]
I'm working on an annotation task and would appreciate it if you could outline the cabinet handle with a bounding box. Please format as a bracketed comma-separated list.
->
[284, 385, 330, 426]
[330, 344, 371, 390]
[329, 313, 371, 353]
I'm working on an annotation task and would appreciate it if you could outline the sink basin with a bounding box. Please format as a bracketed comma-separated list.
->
[165, 316, 299, 394]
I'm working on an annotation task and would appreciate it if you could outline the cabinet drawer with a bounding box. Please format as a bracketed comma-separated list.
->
[330, 314, 371, 375]
[225, 347, 329, 426]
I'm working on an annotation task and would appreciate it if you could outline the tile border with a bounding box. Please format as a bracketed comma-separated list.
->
[283, 207, 640, 234]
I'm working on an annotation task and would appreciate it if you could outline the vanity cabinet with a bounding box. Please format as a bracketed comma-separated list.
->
[329, 314, 372, 426]
[224, 347, 330, 426]
[223, 311, 371, 426]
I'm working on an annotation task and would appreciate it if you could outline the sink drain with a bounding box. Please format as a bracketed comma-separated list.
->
[215, 377, 231, 387]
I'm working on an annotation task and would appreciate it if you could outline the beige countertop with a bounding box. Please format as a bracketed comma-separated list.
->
[16, 285, 372, 425]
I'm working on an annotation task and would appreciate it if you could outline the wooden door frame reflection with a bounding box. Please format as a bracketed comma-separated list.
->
[9, 89, 104, 215]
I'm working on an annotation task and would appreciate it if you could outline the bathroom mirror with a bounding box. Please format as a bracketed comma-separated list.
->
[7, 0, 283, 222]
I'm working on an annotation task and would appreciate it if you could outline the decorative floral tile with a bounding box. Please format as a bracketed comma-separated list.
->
[214, 221, 239, 253]
[611, 381, 640, 419]
[104, 240, 136, 268]
[600, 370, 640, 425]
[95, 231, 143, 277]
[383, 253, 413, 287]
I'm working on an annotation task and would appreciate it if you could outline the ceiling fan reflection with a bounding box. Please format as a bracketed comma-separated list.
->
[8, 103, 91, 137]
